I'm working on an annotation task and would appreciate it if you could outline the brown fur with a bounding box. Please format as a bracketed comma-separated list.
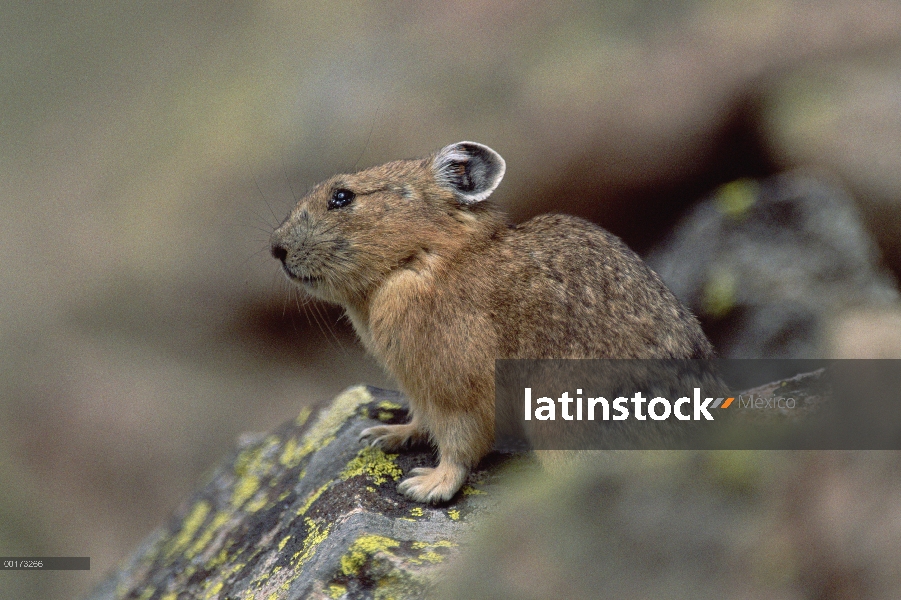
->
[270, 142, 713, 503]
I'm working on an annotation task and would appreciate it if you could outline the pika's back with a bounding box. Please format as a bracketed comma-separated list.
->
[485, 214, 714, 359]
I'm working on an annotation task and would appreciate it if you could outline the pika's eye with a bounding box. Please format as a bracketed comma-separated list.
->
[328, 189, 355, 210]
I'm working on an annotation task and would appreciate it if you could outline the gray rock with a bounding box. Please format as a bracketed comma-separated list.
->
[647, 171, 899, 357]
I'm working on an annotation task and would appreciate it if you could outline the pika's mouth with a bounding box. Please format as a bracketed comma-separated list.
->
[281, 264, 321, 287]
[297, 275, 320, 287]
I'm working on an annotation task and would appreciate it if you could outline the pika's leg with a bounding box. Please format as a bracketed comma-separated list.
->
[397, 453, 469, 504]
[396, 413, 490, 504]
[359, 413, 428, 452]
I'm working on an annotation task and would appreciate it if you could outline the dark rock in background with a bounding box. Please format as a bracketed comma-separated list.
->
[648, 172, 900, 357]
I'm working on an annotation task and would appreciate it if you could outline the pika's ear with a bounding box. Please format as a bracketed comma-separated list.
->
[432, 141, 506, 205]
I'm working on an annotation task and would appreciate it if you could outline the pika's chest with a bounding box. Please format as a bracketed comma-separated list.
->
[364, 270, 493, 358]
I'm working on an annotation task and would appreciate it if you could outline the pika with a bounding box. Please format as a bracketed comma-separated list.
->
[270, 142, 713, 503]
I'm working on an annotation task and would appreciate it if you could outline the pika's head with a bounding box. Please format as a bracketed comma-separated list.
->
[270, 141, 506, 304]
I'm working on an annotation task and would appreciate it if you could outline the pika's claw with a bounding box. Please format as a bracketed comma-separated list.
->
[358, 423, 421, 452]
[396, 462, 468, 504]
[357, 426, 381, 444]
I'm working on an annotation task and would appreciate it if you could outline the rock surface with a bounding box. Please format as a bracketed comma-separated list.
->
[86, 386, 521, 600]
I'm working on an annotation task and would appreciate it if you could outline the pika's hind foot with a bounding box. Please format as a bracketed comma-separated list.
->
[359, 423, 425, 452]
[397, 462, 468, 504]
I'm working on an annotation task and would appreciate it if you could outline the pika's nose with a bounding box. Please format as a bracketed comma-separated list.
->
[270, 242, 288, 263]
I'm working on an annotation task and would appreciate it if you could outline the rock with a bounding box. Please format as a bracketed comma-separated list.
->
[647, 171, 900, 357]
[88, 369, 858, 599]
[85, 386, 522, 600]
[436, 449, 901, 600]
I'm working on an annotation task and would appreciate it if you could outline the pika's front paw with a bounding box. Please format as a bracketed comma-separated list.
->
[396, 463, 468, 504]
[359, 423, 418, 452]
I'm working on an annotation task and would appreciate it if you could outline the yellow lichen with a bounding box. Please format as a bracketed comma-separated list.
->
[279, 437, 315, 469]
[340, 534, 401, 576]
[377, 400, 403, 410]
[714, 178, 758, 219]
[295, 405, 312, 427]
[329, 583, 348, 598]
[414, 551, 445, 564]
[232, 447, 258, 478]
[461, 485, 484, 496]
[377, 411, 394, 422]
[702, 266, 738, 318]
[226, 560, 245, 577]
[293, 517, 333, 567]
[447, 509, 460, 521]
[230, 434, 286, 509]
[411, 540, 455, 549]
[187, 510, 231, 559]
[203, 581, 224, 598]
[231, 474, 261, 509]
[409, 540, 456, 564]
[165, 501, 210, 558]
[340, 447, 403, 485]
[304, 386, 373, 449]
[297, 483, 330, 515]
[245, 494, 269, 513]
[207, 547, 230, 570]
[278, 534, 292, 551]
[409, 507, 423, 517]
[234, 436, 280, 478]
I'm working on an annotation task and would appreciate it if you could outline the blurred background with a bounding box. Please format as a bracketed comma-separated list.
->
[2, 1, 901, 598]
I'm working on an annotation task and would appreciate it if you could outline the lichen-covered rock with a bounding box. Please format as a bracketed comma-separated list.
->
[86, 386, 522, 600]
